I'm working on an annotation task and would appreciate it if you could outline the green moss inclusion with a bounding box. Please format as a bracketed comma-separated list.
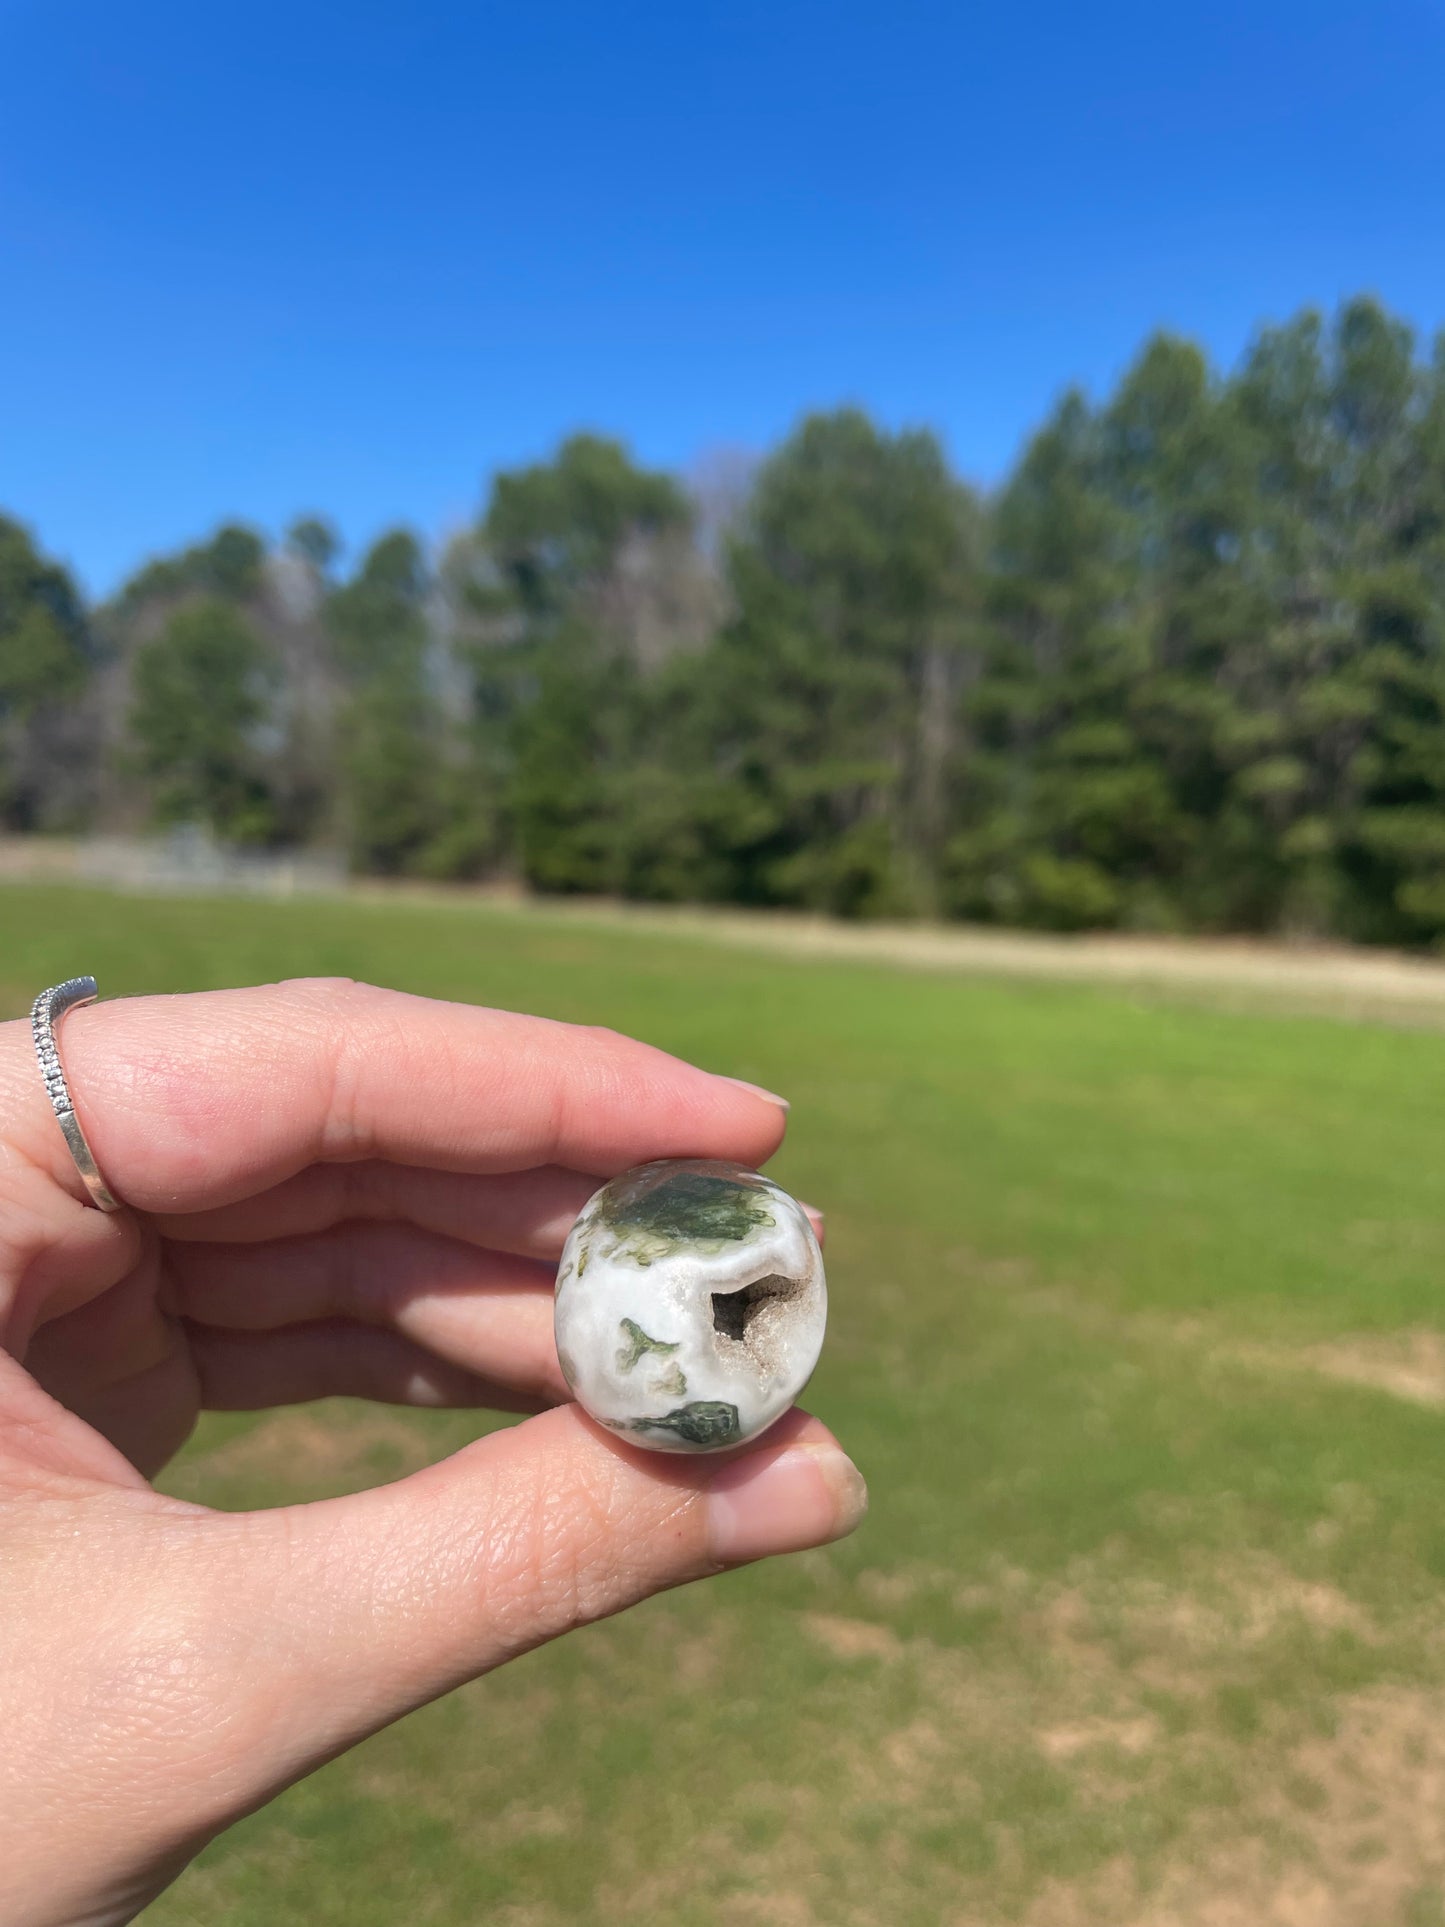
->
[616, 1317, 680, 1372]
[600, 1167, 774, 1248]
[630, 1401, 742, 1447]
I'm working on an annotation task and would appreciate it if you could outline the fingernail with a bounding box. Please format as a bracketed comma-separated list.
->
[707, 1442, 868, 1566]
[718, 1075, 790, 1112]
[800, 1202, 825, 1232]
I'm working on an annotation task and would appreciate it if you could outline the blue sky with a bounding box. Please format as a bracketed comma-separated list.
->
[4, 0, 1444, 595]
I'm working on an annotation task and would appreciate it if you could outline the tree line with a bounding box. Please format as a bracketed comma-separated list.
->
[6, 295, 1445, 944]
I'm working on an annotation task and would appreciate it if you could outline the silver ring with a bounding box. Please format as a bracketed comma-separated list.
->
[31, 977, 123, 1213]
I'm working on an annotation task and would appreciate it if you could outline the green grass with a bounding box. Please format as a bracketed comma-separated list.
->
[8, 882, 1445, 1923]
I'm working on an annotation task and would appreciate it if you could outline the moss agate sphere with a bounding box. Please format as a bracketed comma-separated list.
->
[553, 1158, 827, 1453]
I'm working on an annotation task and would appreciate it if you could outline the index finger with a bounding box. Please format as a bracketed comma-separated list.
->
[2, 978, 790, 1214]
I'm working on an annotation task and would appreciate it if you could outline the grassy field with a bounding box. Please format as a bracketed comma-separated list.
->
[8, 883, 1445, 1925]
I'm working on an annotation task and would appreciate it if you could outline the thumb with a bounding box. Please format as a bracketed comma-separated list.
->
[191, 1404, 866, 1810]
[0, 1405, 864, 1927]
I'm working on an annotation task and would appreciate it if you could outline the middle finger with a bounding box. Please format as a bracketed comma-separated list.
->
[161, 1224, 563, 1397]
[159, 1162, 599, 1259]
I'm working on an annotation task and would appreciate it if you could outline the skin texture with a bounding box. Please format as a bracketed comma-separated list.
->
[0, 978, 865, 1927]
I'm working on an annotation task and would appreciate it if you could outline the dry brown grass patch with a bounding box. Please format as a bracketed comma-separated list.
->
[801, 1612, 904, 1661]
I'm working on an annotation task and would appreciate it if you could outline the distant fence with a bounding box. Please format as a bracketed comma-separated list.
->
[0, 829, 346, 898]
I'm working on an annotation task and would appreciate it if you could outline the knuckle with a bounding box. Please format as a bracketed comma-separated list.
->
[314, 985, 436, 1162]
[275, 973, 361, 1007]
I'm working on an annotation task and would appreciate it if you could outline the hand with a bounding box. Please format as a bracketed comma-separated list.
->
[0, 979, 866, 1927]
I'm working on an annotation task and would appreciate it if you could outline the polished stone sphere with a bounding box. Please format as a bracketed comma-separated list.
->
[553, 1158, 828, 1453]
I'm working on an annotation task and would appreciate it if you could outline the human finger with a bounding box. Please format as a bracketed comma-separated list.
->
[0, 979, 790, 1217]
[159, 1159, 825, 1255]
[185, 1319, 559, 1414]
[239, 1404, 866, 1760]
[160, 1225, 563, 1399]
[156, 1161, 601, 1258]
[140, 1408, 863, 1836]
